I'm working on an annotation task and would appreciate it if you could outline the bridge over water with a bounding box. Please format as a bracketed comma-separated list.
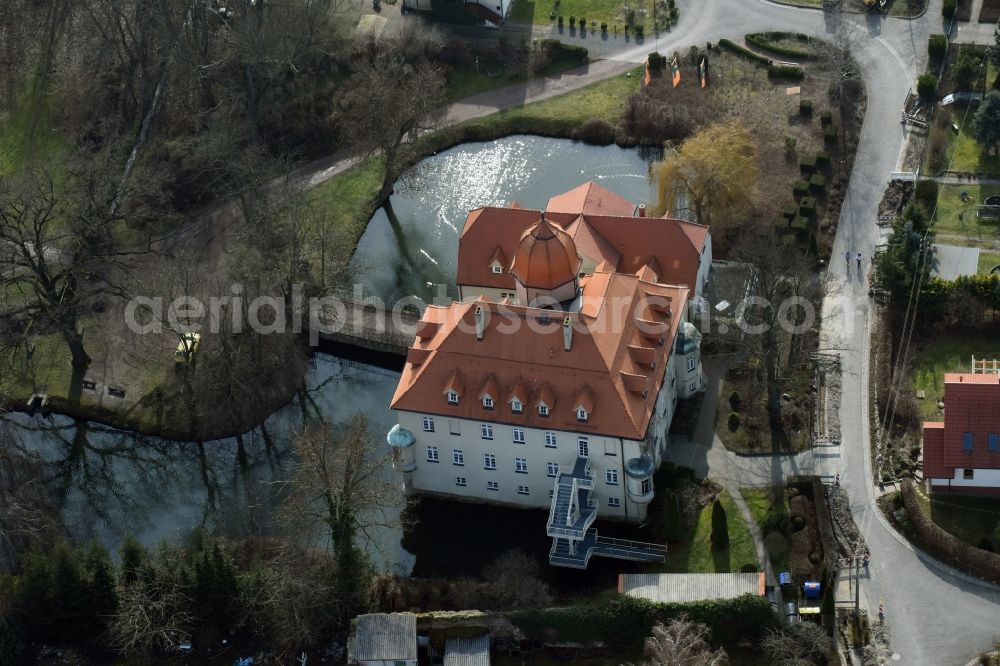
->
[310, 295, 419, 355]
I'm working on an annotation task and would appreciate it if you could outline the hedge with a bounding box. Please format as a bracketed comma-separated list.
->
[767, 65, 804, 81]
[942, 0, 956, 19]
[745, 32, 817, 60]
[717, 38, 772, 66]
[800, 154, 817, 173]
[900, 479, 1000, 583]
[540, 40, 589, 64]
[507, 595, 777, 650]
[799, 99, 813, 116]
[928, 34, 947, 62]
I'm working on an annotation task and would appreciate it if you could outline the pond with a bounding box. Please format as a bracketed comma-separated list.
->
[351, 135, 661, 304]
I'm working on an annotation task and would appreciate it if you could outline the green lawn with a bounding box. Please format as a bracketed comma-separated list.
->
[911, 331, 1000, 420]
[445, 53, 589, 103]
[742, 487, 791, 573]
[661, 490, 759, 574]
[932, 183, 1000, 239]
[979, 250, 1000, 274]
[510, 0, 675, 30]
[913, 482, 1000, 549]
[945, 123, 1000, 174]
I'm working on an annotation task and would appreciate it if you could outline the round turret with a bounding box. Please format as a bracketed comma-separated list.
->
[625, 454, 655, 505]
[510, 216, 581, 291]
[386, 424, 417, 473]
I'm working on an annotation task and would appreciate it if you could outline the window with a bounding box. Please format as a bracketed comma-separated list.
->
[422, 416, 435, 432]
[511, 399, 523, 413]
[577, 407, 588, 422]
[500, 291, 515, 300]
[517, 485, 530, 495]
[687, 357, 696, 372]
[539, 404, 549, 417]
[989, 433, 999, 452]
[688, 382, 696, 393]
[549, 489, 555, 499]
[449, 420, 461, 436]
[513, 428, 525, 444]
[426, 446, 439, 462]
[491, 264, 502, 274]
[641, 478, 652, 494]
[481, 424, 494, 440]
[447, 391, 459, 405]
[483, 396, 494, 409]
[606, 469, 620, 485]
[547, 462, 559, 477]
[487, 480, 499, 491]
[515, 457, 527, 473]
[484, 453, 496, 470]
[608, 497, 621, 508]
[963, 432, 974, 453]
[544, 432, 557, 448]
[604, 441, 617, 456]
[964, 468, 975, 480]
[455, 476, 467, 487]
[452, 449, 464, 466]
[578, 437, 590, 457]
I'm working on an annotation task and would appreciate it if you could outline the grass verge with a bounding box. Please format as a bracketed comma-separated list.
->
[742, 487, 792, 573]
[661, 490, 758, 574]
[911, 330, 1000, 420]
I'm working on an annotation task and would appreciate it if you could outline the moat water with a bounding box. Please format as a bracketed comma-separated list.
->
[6, 136, 659, 578]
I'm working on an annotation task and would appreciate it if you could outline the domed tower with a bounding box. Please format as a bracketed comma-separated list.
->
[510, 215, 582, 306]
[624, 454, 655, 505]
[674, 321, 706, 399]
[386, 424, 416, 492]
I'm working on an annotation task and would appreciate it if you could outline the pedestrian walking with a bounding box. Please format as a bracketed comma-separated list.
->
[856, 252, 862, 270]
[845, 250, 851, 266]
[835, 472, 840, 485]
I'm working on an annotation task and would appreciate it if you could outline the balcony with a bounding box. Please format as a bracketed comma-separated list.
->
[546, 458, 597, 539]
[549, 530, 667, 568]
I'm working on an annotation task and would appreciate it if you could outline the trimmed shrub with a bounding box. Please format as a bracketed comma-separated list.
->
[928, 34, 947, 62]
[799, 154, 817, 173]
[783, 202, 798, 221]
[823, 123, 838, 144]
[791, 215, 810, 230]
[572, 118, 616, 145]
[711, 500, 730, 548]
[728, 412, 741, 432]
[729, 390, 742, 411]
[809, 173, 826, 192]
[745, 32, 817, 60]
[793, 180, 810, 197]
[557, 15, 563, 26]
[569, 15, 576, 26]
[767, 64, 804, 81]
[917, 73, 938, 102]
[540, 40, 589, 64]
[799, 99, 813, 116]
[799, 196, 816, 219]
[579, 16, 587, 27]
[601, 22, 608, 33]
[717, 38, 772, 66]
[816, 150, 831, 165]
[648, 51, 668, 71]
[942, 0, 956, 19]
[635, 25, 644, 38]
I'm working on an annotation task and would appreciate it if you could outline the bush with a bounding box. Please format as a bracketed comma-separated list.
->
[816, 150, 831, 165]
[793, 180, 809, 197]
[823, 123, 838, 144]
[635, 25, 644, 38]
[799, 154, 817, 173]
[569, 15, 576, 26]
[557, 15, 563, 26]
[928, 34, 947, 62]
[711, 499, 730, 548]
[917, 73, 938, 102]
[540, 40, 589, 64]
[799, 196, 816, 218]
[601, 22, 608, 33]
[648, 51, 668, 72]
[819, 110, 832, 126]
[785, 136, 798, 159]
[717, 38, 772, 66]
[579, 16, 586, 27]
[942, 0, 956, 19]
[809, 173, 826, 192]
[729, 390, 742, 411]
[799, 99, 813, 116]
[572, 118, 616, 145]
[728, 412, 741, 432]
[914, 179, 939, 214]
[767, 65, 804, 81]
[745, 32, 816, 60]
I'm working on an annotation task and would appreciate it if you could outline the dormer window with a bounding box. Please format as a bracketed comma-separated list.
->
[447, 391, 459, 405]
[511, 398, 523, 413]
[539, 404, 550, 417]
[483, 396, 494, 409]
[491, 264, 502, 274]
[577, 407, 588, 422]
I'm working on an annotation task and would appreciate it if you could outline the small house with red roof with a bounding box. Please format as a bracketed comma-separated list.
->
[922, 370, 1000, 496]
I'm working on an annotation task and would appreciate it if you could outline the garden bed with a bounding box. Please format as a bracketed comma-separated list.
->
[980, 0, 1000, 21]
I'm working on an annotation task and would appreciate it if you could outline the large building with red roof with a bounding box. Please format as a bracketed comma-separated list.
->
[922, 371, 1000, 496]
[386, 182, 711, 567]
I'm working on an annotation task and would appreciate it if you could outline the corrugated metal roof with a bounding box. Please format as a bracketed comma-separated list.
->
[620, 573, 764, 603]
[444, 635, 490, 666]
[354, 613, 417, 661]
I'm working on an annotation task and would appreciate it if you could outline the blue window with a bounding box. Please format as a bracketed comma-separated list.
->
[963, 432, 973, 452]
[989, 433, 999, 452]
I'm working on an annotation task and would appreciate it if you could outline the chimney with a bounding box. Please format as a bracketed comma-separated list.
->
[638, 204, 646, 218]
[563, 316, 573, 351]
[475, 306, 485, 341]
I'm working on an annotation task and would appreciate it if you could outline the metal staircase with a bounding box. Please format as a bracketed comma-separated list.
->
[546, 457, 667, 569]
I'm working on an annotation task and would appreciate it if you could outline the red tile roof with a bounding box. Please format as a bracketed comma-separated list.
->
[391, 271, 689, 440]
[510, 216, 581, 289]
[546, 181, 639, 217]
[922, 374, 1000, 480]
[455, 183, 708, 293]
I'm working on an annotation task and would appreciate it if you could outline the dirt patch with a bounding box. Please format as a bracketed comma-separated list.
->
[787, 484, 825, 579]
[827, 484, 867, 560]
[979, 0, 1000, 21]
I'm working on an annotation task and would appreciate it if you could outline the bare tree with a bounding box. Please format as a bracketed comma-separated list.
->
[342, 44, 446, 200]
[761, 623, 833, 666]
[0, 428, 59, 574]
[110, 569, 194, 655]
[482, 550, 553, 610]
[628, 617, 729, 666]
